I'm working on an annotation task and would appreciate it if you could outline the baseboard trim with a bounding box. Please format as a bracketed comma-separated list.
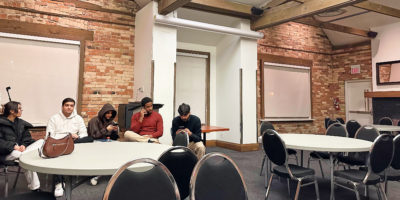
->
[206, 140, 259, 152]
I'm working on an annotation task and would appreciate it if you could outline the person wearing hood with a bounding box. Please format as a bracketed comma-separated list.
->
[0, 101, 44, 191]
[46, 97, 88, 197]
[86, 103, 118, 186]
[87, 103, 118, 140]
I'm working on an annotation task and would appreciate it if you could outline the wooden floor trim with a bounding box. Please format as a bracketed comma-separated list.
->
[207, 140, 259, 152]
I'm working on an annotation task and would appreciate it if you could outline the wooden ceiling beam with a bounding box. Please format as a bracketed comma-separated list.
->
[252, 0, 365, 30]
[353, 1, 400, 18]
[295, 17, 377, 38]
[184, 0, 253, 19]
[158, 0, 192, 15]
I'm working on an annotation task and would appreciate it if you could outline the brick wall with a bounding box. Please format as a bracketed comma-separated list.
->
[0, 0, 137, 123]
[257, 22, 372, 134]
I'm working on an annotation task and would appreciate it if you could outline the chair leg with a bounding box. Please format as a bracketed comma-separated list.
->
[365, 185, 369, 198]
[314, 178, 320, 200]
[294, 180, 302, 200]
[260, 155, 266, 176]
[376, 185, 382, 200]
[307, 157, 311, 168]
[318, 160, 325, 179]
[353, 183, 360, 200]
[265, 174, 274, 200]
[384, 180, 388, 195]
[287, 179, 291, 198]
[295, 155, 299, 166]
[379, 183, 388, 200]
[12, 166, 21, 189]
[4, 166, 9, 197]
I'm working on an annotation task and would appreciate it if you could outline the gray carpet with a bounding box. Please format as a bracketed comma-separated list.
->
[1, 147, 399, 199]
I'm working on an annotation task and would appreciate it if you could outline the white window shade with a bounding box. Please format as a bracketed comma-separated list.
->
[263, 62, 311, 120]
[0, 36, 80, 126]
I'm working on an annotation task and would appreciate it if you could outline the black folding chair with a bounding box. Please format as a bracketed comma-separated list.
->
[333, 134, 394, 200]
[1, 191, 55, 200]
[264, 129, 320, 200]
[172, 132, 189, 147]
[382, 134, 400, 194]
[346, 120, 361, 138]
[379, 117, 393, 125]
[0, 160, 22, 197]
[308, 123, 347, 178]
[190, 152, 248, 200]
[159, 146, 198, 199]
[102, 158, 180, 200]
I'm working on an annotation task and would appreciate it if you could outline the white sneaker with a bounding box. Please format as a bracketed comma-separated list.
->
[90, 176, 99, 186]
[54, 182, 64, 197]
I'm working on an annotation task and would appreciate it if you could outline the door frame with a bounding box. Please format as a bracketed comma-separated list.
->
[344, 79, 372, 121]
[175, 49, 211, 125]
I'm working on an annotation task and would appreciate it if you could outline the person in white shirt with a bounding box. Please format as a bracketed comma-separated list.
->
[46, 98, 88, 197]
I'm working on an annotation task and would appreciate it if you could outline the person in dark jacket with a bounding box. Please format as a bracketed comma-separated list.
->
[0, 101, 43, 191]
[87, 103, 118, 186]
[88, 103, 118, 140]
[171, 103, 205, 159]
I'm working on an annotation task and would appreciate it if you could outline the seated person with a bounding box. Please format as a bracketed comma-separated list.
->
[124, 97, 163, 143]
[87, 103, 118, 186]
[46, 97, 89, 197]
[88, 103, 118, 141]
[0, 101, 44, 191]
[171, 103, 205, 159]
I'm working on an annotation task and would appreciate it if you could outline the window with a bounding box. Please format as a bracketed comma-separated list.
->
[262, 62, 311, 121]
[0, 35, 80, 126]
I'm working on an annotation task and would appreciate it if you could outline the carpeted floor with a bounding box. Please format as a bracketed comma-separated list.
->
[1, 146, 399, 199]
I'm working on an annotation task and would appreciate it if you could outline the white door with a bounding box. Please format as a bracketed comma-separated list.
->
[175, 53, 208, 123]
[345, 80, 373, 125]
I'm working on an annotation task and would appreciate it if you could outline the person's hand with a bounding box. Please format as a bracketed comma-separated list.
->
[71, 133, 79, 139]
[176, 129, 185, 134]
[14, 145, 20, 151]
[112, 125, 118, 131]
[106, 125, 114, 132]
[143, 135, 151, 138]
[184, 128, 192, 136]
[19, 145, 26, 152]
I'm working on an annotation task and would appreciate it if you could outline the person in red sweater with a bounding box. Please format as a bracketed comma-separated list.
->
[124, 97, 163, 143]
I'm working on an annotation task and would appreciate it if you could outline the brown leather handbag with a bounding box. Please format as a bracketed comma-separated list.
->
[40, 133, 75, 158]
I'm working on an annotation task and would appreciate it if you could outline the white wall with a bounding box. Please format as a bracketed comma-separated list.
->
[216, 34, 241, 143]
[371, 22, 400, 91]
[177, 42, 217, 140]
[134, 3, 154, 101]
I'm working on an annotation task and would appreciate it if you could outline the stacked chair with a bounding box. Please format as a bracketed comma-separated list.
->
[345, 120, 361, 138]
[382, 134, 400, 194]
[263, 129, 320, 200]
[260, 121, 298, 176]
[337, 125, 380, 168]
[308, 123, 348, 178]
[158, 146, 198, 199]
[102, 158, 180, 200]
[190, 152, 248, 200]
[333, 134, 394, 200]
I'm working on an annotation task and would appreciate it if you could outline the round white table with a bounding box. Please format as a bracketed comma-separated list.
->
[277, 134, 372, 200]
[372, 125, 400, 132]
[19, 142, 172, 200]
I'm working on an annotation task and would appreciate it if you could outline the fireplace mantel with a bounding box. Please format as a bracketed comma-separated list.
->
[364, 91, 400, 98]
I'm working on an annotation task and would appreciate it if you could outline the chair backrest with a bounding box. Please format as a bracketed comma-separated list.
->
[336, 118, 345, 124]
[355, 125, 380, 142]
[325, 117, 334, 129]
[391, 135, 400, 170]
[326, 123, 348, 137]
[262, 129, 287, 166]
[159, 147, 198, 199]
[379, 117, 393, 125]
[172, 132, 189, 147]
[103, 158, 180, 200]
[190, 153, 248, 200]
[346, 120, 361, 138]
[260, 121, 274, 135]
[368, 134, 394, 174]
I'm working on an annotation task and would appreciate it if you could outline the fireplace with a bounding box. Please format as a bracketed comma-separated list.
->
[372, 97, 400, 124]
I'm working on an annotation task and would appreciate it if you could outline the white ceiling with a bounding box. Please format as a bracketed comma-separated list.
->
[135, 0, 400, 47]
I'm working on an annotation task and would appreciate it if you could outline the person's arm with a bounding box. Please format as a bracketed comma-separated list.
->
[21, 128, 35, 147]
[189, 118, 202, 142]
[171, 118, 179, 140]
[130, 113, 142, 133]
[45, 117, 56, 139]
[88, 118, 107, 139]
[77, 116, 88, 138]
[151, 114, 163, 138]
[0, 128, 16, 155]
